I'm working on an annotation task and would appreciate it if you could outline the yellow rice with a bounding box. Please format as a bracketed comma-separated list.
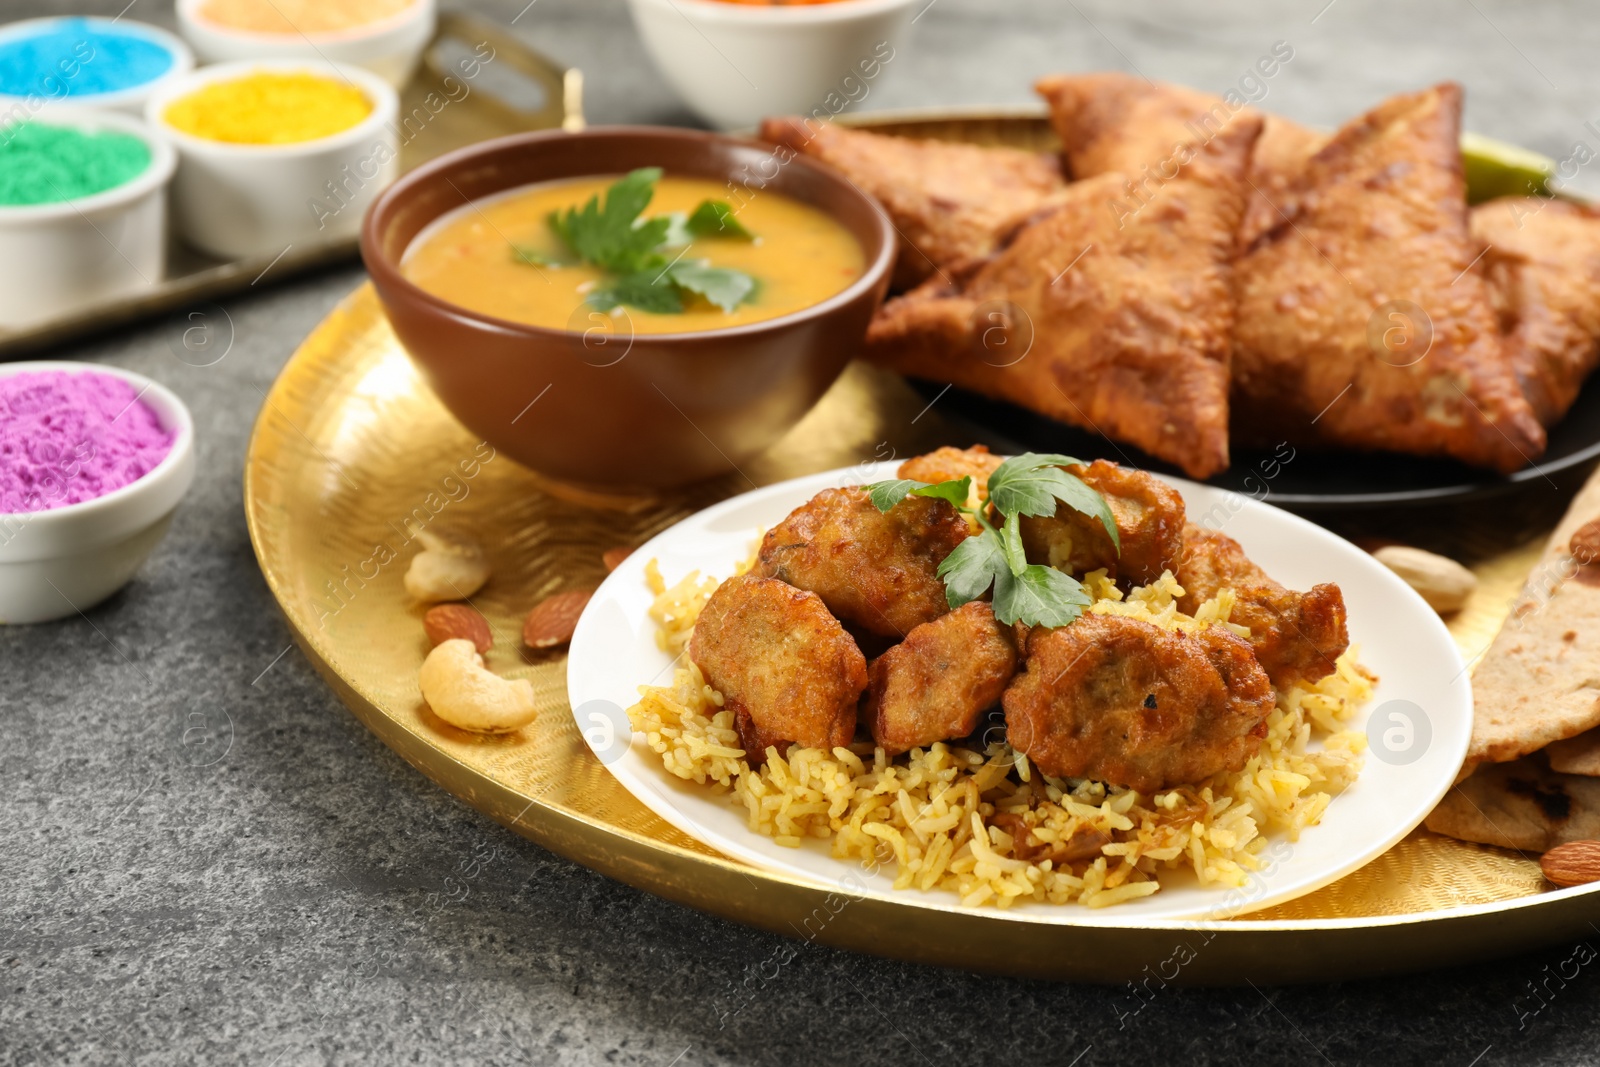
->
[628, 557, 1374, 909]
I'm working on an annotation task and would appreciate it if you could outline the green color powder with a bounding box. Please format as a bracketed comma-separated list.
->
[0, 122, 151, 206]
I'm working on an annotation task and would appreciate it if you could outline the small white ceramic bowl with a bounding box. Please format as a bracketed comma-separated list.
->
[0, 17, 194, 118]
[0, 361, 196, 625]
[626, 0, 921, 130]
[146, 58, 401, 259]
[176, 0, 436, 89]
[0, 112, 175, 329]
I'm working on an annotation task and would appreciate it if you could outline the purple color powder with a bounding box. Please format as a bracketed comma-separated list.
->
[0, 369, 174, 514]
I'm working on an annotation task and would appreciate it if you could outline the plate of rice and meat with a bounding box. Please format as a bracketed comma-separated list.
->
[566, 448, 1473, 922]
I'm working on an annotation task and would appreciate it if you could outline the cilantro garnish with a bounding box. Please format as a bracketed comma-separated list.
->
[668, 262, 756, 312]
[864, 453, 1120, 628]
[686, 199, 753, 240]
[524, 168, 758, 316]
[547, 167, 671, 275]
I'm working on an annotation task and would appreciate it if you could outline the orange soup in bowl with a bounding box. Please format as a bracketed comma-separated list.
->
[400, 169, 865, 334]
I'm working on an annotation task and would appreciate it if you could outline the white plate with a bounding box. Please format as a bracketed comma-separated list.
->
[567, 462, 1471, 924]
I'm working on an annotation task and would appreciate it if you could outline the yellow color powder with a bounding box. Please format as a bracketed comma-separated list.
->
[164, 72, 373, 145]
[199, 0, 415, 35]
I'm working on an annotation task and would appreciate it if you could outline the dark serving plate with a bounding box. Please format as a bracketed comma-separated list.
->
[911, 373, 1600, 512]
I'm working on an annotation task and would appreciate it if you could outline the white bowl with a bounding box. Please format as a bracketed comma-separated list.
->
[0, 112, 175, 329]
[175, 0, 436, 89]
[0, 361, 196, 625]
[145, 59, 401, 259]
[625, 0, 921, 130]
[0, 17, 194, 118]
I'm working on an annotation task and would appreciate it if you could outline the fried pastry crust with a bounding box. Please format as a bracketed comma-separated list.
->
[760, 117, 1067, 290]
[689, 574, 867, 763]
[865, 601, 1018, 757]
[1018, 459, 1186, 586]
[1033, 72, 1326, 249]
[1176, 524, 1348, 689]
[754, 487, 970, 638]
[865, 114, 1261, 480]
[1230, 83, 1545, 473]
[1002, 615, 1275, 792]
[1473, 197, 1600, 425]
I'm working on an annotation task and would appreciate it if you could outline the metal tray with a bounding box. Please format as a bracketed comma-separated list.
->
[244, 277, 1599, 985]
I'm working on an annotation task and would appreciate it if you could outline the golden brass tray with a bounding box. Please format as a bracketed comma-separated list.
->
[245, 277, 1600, 985]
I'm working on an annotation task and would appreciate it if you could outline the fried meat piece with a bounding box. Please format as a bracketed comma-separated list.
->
[1175, 524, 1348, 689]
[760, 117, 1068, 290]
[1473, 197, 1600, 425]
[864, 602, 1018, 757]
[1032, 72, 1327, 248]
[1018, 459, 1186, 586]
[897, 444, 1004, 508]
[1002, 615, 1275, 792]
[1231, 84, 1545, 473]
[754, 487, 969, 638]
[866, 114, 1261, 481]
[688, 574, 867, 762]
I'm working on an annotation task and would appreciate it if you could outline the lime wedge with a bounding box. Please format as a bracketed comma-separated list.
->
[1461, 131, 1555, 202]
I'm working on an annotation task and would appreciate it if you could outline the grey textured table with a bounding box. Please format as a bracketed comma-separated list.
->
[4, 1, 1598, 1063]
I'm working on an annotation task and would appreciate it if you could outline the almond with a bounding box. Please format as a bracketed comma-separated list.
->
[1539, 840, 1600, 888]
[1571, 519, 1600, 565]
[523, 588, 595, 649]
[602, 546, 633, 573]
[423, 604, 492, 654]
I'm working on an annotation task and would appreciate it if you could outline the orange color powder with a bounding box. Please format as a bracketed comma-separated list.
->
[199, 0, 415, 35]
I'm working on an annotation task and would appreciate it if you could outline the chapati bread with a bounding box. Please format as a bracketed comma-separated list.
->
[1461, 465, 1600, 776]
[1547, 728, 1600, 776]
[1426, 755, 1600, 852]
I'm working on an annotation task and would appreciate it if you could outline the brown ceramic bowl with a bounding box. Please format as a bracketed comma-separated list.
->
[361, 126, 895, 494]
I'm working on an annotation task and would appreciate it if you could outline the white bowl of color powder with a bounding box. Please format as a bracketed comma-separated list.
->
[0, 362, 195, 625]
[0, 112, 175, 328]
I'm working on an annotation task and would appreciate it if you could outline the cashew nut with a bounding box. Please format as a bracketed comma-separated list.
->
[418, 639, 537, 733]
[404, 529, 490, 602]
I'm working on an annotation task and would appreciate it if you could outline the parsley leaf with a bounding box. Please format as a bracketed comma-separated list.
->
[865, 456, 1116, 628]
[993, 565, 1091, 628]
[668, 263, 755, 312]
[588, 269, 683, 314]
[547, 167, 672, 275]
[910, 476, 972, 509]
[864, 476, 972, 513]
[866, 479, 923, 512]
[936, 530, 1010, 609]
[540, 171, 763, 316]
[998, 511, 1028, 576]
[987, 452, 1120, 552]
[686, 199, 754, 240]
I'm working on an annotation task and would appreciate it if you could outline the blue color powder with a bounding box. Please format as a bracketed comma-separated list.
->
[0, 18, 174, 99]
